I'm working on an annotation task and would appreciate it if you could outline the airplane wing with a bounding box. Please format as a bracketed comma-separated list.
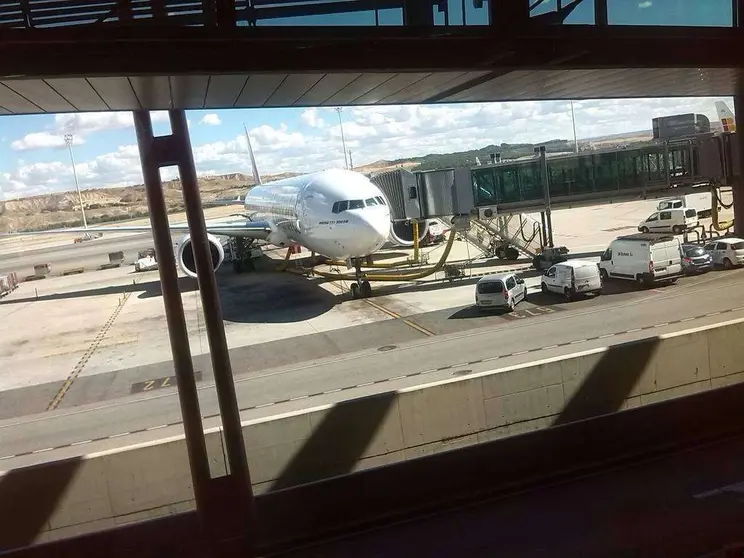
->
[0, 220, 271, 240]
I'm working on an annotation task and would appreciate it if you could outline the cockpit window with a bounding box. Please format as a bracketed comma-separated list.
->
[375, 196, 386, 205]
[332, 200, 348, 214]
[348, 199, 365, 210]
[365, 197, 378, 206]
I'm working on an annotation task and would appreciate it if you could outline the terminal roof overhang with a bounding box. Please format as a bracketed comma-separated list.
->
[0, 25, 743, 114]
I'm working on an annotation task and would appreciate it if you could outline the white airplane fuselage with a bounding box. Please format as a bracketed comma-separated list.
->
[242, 168, 391, 260]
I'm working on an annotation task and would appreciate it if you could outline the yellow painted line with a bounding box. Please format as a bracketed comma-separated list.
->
[362, 298, 436, 337]
[47, 291, 133, 412]
[328, 280, 435, 337]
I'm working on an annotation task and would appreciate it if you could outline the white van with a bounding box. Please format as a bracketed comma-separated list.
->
[599, 233, 684, 286]
[638, 208, 698, 235]
[475, 272, 527, 312]
[540, 260, 602, 301]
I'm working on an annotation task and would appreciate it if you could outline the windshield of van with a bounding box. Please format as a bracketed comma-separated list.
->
[477, 281, 503, 294]
[574, 266, 596, 279]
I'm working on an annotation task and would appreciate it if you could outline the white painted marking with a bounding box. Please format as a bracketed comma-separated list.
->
[543, 345, 558, 350]
[681, 317, 695, 322]
[655, 322, 669, 328]
[512, 350, 529, 356]
[570, 339, 585, 344]
[627, 328, 642, 333]
[708, 311, 722, 316]
[356, 381, 375, 388]
[388, 375, 408, 381]
[0, 454, 16, 460]
[289, 395, 309, 401]
[599, 333, 614, 339]
[71, 439, 93, 446]
[255, 402, 276, 408]
[109, 432, 130, 439]
[32, 447, 54, 454]
[145, 425, 167, 432]
[324, 388, 342, 394]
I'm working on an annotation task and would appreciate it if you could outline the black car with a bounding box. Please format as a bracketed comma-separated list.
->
[682, 244, 713, 274]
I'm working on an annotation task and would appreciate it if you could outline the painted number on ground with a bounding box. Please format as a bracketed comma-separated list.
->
[131, 370, 203, 394]
[502, 306, 559, 320]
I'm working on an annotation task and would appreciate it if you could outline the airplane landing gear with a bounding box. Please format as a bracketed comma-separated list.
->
[349, 258, 373, 299]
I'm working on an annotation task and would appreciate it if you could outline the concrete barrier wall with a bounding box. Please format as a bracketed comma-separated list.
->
[5, 317, 744, 548]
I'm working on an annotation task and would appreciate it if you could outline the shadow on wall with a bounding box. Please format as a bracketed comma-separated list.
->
[0, 456, 83, 551]
[553, 335, 662, 426]
[268, 391, 398, 492]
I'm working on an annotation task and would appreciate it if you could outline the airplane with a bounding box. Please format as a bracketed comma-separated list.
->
[3, 130, 392, 298]
[715, 100, 736, 133]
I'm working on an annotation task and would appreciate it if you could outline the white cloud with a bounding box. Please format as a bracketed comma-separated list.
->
[638, 1, 653, 8]
[301, 108, 325, 128]
[0, 97, 735, 199]
[200, 113, 221, 126]
[11, 111, 169, 152]
[11, 132, 85, 151]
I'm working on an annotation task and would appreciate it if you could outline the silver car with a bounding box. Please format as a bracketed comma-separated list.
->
[475, 273, 527, 312]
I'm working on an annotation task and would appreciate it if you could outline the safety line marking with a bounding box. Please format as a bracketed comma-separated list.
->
[3, 307, 741, 462]
[46, 291, 133, 412]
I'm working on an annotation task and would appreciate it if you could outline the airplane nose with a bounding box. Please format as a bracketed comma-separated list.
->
[358, 211, 390, 253]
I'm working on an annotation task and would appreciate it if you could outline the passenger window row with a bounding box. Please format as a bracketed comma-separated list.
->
[331, 196, 386, 214]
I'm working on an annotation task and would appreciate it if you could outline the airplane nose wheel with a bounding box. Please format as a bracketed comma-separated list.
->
[350, 280, 372, 299]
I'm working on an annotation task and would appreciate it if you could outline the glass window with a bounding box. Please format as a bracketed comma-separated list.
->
[365, 197, 378, 206]
[659, 211, 672, 220]
[547, 267, 557, 277]
[607, 0, 733, 27]
[375, 196, 386, 205]
[506, 276, 516, 289]
[646, 213, 659, 222]
[731, 242, 744, 250]
[685, 209, 697, 218]
[704, 243, 716, 251]
[477, 281, 503, 294]
[333, 200, 348, 214]
[473, 168, 498, 205]
[348, 200, 365, 210]
[716, 242, 727, 250]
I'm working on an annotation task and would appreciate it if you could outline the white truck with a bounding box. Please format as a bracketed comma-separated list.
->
[657, 191, 713, 219]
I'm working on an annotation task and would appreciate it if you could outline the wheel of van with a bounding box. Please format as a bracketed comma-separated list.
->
[541, 282, 548, 294]
[563, 288, 573, 302]
[599, 268, 609, 281]
[640, 227, 649, 233]
[724, 258, 734, 270]
[636, 275, 646, 288]
[507, 299, 515, 312]
[672, 225, 683, 235]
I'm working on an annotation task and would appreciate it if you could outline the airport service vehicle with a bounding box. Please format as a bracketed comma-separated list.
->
[703, 237, 744, 268]
[681, 244, 713, 274]
[638, 208, 698, 235]
[599, 233, 684, 286]
[540, 260, 602, 301]
[475, 272, 527, 312]
[657, 192, 713, 219]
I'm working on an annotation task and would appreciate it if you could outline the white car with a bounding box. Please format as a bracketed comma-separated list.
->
[703, 237, 744, 269]
[134, 255, 159, 272]
[475, 272, 527, 312]
[541, 259, 602, 301]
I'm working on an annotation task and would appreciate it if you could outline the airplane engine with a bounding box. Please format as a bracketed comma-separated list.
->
[176, 233, 225, 279]
[389, 220, 430, 247]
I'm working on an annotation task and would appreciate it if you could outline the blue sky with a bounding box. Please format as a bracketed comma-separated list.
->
[0, 96, 734, 200]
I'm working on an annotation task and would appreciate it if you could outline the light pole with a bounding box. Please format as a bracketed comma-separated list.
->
[570, 100, 579, 154]
[64, 134, 89, 233]
[336, 107, 349, 169]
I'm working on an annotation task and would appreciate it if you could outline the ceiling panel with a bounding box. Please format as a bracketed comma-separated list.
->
[170, 76, 210, 109]
[381, 72, 472, 104]
[204, 75, 249, 108]
[405, 71, 493, 104]
[321, 73, 396, 106]
[0, 106, 10, 115]
[88, 77, 141, 110]
[353, 73, 431, 105]
[236, 74, 287, 107]
[130, 76, 172, 110]
[0, 82, 43, 113]
[264, 73, 325, 107]
[2, 79, 76, 112]
[44, 78, 109, 111]
[296, 73, 362, 106]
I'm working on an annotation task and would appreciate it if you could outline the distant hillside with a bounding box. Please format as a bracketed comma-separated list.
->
[0, 172, 298, 233]
[360, 140, 577, 173]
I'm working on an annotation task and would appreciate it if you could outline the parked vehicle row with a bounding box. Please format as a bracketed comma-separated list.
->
[474, 233, 744, 312]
